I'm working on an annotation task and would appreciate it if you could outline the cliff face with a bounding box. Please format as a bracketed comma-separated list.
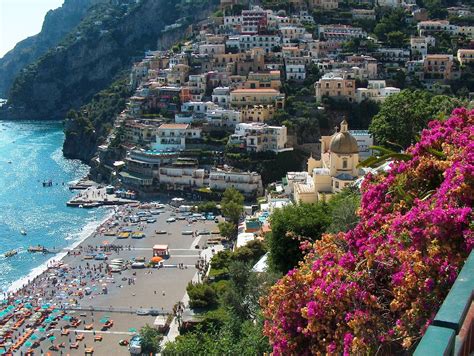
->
[0, 0, 104, 98]
[57, 0, 218, 162]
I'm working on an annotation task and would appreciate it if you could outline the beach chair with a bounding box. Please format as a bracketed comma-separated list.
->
[75, 333, 85, 341]
[85, 347, 94, 354]
[61, 329, 70, 336]
[94, 335, 103, 342]
[84, 323, 94, 330]
[70, 342, 79, 349]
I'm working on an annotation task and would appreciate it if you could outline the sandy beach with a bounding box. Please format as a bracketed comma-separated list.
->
[0, 201, 221, 355]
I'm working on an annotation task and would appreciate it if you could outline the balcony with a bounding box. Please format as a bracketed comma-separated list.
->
[414, 250, 474, 356]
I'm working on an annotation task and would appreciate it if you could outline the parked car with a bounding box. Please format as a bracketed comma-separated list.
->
[131, 262, 146, 269]
[136, 309, 150, 316]
[166, 218, 176, 223]
[94, 253, 107, 260]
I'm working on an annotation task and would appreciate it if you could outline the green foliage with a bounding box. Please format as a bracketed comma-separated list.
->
[326, 188, 361, 234]
[197, 201, 219, 214]
[369, 89, 466, 148]
[139, 324, 162, 354]
[374, 8, 412, 42]
[187, 282, 218, 309]
[220, 188, 244, 225]
[218, 221, 236, 241]
[268, 202, 332, 274]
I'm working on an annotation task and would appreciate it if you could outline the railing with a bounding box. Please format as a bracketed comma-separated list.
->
[414, 251, 474, 356]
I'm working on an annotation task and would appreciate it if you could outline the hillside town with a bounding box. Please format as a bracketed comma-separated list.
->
[0, 0, 472, 355]
[92, 0, 473, 207]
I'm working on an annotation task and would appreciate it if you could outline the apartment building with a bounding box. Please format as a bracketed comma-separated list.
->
[457, 49, 474, 65]
[410, 36, 436, 58]
[209, 170, 263, 196]
[423, 54, 457, 81]
[285, 57, 306, 81]
[230, 122, 291, 153]
[206, 108, 242, 128]
[315, 72, 356, 102]
[230, 88, 285, 108]
[318, 25, 367, 43]
[355, 81, 400, 103]
[240, 105, 276, 123]
[158, 159, 207, 190]
[152, 124, 202, 151]
[241, 6, 268, 34]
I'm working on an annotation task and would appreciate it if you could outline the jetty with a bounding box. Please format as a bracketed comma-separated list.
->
[67, 186, 138, 208]
[68, 178, 96, 190]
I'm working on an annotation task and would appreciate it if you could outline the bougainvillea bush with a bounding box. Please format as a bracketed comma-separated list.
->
[262, 108, 474, 355]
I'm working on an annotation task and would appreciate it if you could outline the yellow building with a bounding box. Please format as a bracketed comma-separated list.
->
[240, 105, 276, 122]
[315, 72, 356, 102]
[457, 49, 474, 66]
[230, 88, 285, 108]
[294, 120, 362, 203]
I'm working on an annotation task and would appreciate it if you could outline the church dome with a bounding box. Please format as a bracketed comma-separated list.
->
[329, 120, 359, 154]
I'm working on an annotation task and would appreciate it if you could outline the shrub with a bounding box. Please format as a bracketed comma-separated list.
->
[262, 108, 474, 355]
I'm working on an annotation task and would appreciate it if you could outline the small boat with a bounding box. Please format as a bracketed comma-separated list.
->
[4, 250, 17, 258]
[20, 229, 27, 236]
[28, 245, 46, 253]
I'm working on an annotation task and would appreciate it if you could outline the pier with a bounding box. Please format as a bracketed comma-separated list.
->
[67, 186, 138, 208]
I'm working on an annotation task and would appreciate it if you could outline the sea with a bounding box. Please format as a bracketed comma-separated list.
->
[0, 120, 108, 293]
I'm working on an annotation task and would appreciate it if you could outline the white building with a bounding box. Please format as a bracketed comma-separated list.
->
[206, 108, 242, 128]
[318, 25, 367, 43]
[241, 6, 268, 34]
[212, 87, 231, 107]
[355, 80, 400, 103]
[285, 58, 306, 81]
[230, 122, 292, 153]
[237, 34, 282, 53]
[410, 36, 436, 58]
[152, 124, 201, 151]
[209, 169, 263, 196]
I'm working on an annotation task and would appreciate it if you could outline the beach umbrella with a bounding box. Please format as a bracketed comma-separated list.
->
[150, 256, 163, 264]
[49, 335, 56, 341]
[38, 328, 46, 332]
[99, 318, 109, 324]
[25, 303, 33, 309]
[63, 315, 71, 321]
[25, 341, 32, 347]
[128, 328, 137, 333]
[30, 334, 38, 340]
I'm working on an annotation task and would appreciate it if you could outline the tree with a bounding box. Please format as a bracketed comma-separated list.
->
[386, 31, 406, 48]
[139, 325, 162, 354]
[369, 89, 465, 148]
[220, 188, 244, 225]
[326, 188, 361, 234]
[267, 202, 332, 274]
[187, 282, 218, 309]
[218, 221, 236, 240]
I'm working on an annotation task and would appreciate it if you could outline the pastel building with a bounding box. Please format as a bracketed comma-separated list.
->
[152, 124, 201, 151]
[293, 120, 363, 203]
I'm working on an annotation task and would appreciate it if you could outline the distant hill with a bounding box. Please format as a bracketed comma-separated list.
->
[0, 0, 106, 98]
[2, 0, 217, 120]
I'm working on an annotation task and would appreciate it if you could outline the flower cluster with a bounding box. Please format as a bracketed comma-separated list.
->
[262, 108, 474, 355]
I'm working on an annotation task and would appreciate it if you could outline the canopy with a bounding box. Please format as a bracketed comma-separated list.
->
[150, 256, 163, 264]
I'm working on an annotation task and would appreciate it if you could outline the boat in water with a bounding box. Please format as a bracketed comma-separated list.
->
[28, 245, 47, 253]
[20, 229, 27, 235]
[4, 250, 17, 258]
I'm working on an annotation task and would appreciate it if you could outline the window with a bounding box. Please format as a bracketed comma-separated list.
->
[343, 158, 348, 169]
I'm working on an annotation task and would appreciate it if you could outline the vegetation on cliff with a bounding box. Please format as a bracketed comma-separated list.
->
[6, 0, 218, 120]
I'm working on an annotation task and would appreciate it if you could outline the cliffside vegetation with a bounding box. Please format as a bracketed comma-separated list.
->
[63, 74, 131, 161]
[5, 0, 218, 120]
[0, 0, 103, 97]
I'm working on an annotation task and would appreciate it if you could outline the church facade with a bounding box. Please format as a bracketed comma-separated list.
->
[293, 120, 363, 203]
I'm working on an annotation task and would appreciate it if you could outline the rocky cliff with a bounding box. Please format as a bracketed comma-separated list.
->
[0, 0, 105, 98]
[57, 0, 218, 162]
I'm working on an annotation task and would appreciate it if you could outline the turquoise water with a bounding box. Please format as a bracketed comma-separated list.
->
[0, 121, 107, 292]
